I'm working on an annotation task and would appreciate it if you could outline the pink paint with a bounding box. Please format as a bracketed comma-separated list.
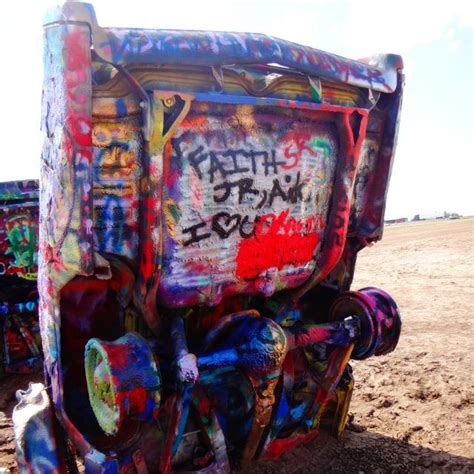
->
[189, 170, 203, 209]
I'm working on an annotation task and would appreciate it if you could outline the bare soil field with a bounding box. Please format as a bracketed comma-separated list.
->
[1, 218, 473, 472]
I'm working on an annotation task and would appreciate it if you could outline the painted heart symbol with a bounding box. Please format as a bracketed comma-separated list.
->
[212, 212, 241, 239]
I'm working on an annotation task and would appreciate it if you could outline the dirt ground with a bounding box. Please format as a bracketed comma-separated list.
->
[248, 217, 474, 473]
[1, 218, 473, 472]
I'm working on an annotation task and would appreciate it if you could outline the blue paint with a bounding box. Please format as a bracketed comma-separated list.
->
[115, 98, 128, 117]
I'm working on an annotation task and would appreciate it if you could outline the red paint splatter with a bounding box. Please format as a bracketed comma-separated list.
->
[281, 131, 319, 169]
[116, 386, 148, 418]
[263, 429, 319, 461]
[236, 209, 322, 280]
[64, 29, 92, 148]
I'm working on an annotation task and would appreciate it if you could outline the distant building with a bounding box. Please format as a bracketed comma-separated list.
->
[412, 212, 444, 221]
[385, 217, 408, 224]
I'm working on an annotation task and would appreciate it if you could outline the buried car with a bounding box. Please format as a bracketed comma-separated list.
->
[14, 2, 403, 472]
[0, 180, 41, 377]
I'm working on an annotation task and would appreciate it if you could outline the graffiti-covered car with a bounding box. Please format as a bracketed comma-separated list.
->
[0, 180, 41, 376]
[14, 2, 403, 472]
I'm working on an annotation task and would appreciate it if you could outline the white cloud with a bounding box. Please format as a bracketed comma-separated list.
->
[327, 0, 474, 58]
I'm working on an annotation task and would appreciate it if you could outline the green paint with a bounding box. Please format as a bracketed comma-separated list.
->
[167, 201, 182, 222]
[309, 138, 332, 159]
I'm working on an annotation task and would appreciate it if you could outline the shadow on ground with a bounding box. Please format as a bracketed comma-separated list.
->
[243, 427, 474, 473]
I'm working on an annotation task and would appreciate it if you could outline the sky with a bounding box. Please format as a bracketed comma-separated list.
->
[0, 0, 472, 219]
